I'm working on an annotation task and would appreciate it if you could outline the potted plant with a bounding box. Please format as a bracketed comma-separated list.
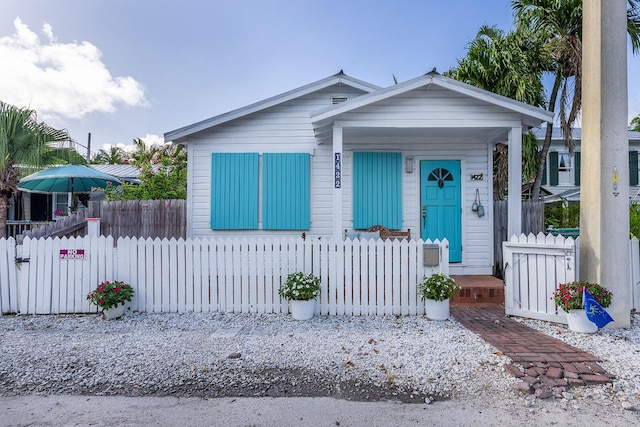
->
[87, 280, 134, 320]
[53, 209, 68, 219]
[278, 272, 321, 320]
[418, 273, 460, 320]
[552, 280, 612, 333]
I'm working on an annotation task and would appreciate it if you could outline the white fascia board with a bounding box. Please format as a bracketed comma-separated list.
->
[164, 74, 380, 143]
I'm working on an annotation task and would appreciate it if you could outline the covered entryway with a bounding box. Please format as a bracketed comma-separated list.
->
[420, 160, 462, 262]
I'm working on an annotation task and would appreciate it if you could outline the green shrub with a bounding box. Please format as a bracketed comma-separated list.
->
[544, 202, 580, 229]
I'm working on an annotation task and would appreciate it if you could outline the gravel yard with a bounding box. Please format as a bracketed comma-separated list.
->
[0, 310, 639, 423]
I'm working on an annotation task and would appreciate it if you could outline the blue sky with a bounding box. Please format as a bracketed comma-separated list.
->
[1, 1, 639, 155]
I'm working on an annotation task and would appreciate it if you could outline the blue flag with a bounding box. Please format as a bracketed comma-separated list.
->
[584, 289, 614, 328]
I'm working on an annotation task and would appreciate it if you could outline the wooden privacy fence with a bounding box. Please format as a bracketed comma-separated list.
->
[503, 233, 640, 323]
[86, 200, 186, 240]
[0, 236, 449, 316]
[493, 200, 544, 278]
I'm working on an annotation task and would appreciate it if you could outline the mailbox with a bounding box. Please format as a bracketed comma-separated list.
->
[423, 244, 440, 266]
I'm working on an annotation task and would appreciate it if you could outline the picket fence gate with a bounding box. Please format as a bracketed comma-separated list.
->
[0, 236, 449, 316]
[503, 233, 640, 323]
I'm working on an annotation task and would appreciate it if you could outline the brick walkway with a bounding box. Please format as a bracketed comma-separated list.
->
[450, 306, 615, 393]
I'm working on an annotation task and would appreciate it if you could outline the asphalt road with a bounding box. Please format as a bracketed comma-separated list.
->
[2, 395, 638, 427]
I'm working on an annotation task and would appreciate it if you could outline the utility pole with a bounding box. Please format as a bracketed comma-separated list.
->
[581, 0, 631, 327]
[87, 133, 92, 163]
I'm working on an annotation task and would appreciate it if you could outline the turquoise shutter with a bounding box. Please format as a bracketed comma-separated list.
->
[541, 161, 547, 186]
[574, 152, 581, 186]
[353, 152, 402, 229]
[263, 153, 310, 230]
[210, 153, 258, 229]
[630, 151, 639, 186]
[549, 152, 559, 186]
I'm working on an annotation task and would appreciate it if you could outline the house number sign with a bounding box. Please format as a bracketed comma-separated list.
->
[334, 152, 342, 188]
[60, 249, 85, 260]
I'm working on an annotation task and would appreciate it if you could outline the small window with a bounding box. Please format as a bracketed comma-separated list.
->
[557, 152, 573, 185]
[54, 194, 68, 216]
[331, 96, 348, 105]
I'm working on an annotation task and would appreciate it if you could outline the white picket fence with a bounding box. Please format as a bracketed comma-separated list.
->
[503, 233, 640, 323]
[0, 236, 449, 316]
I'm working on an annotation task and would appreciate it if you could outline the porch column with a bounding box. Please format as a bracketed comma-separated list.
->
[581, 0, 630, 327]
[332, 126, 343, 239]
[507, 126, 523, 237]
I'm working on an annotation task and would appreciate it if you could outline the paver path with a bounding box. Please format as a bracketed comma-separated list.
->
[451, 306, 615, 392]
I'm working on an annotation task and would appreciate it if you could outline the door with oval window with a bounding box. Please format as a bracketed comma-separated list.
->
[420, 160, 462, 262]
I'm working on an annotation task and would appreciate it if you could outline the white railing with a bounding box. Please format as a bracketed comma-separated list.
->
[504, 233, 640, 323]
[0, 236, 450, 316]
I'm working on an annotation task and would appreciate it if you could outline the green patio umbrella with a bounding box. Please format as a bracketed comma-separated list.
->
[18, 164, 121, 194]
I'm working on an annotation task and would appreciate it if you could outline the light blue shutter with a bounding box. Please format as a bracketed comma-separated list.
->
[353, 152, 402, 229]
[263, 153, 310, 230]
[210, 153, 258, 229]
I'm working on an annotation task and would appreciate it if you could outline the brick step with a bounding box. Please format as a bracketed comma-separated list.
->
[450, 275, 505, 307]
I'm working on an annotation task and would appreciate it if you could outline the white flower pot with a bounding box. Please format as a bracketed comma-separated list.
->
[566, 309, 598, 333]
[425, 298, 450, 321]
[103, 303, 126, 320]
[291, 299, 315, 320]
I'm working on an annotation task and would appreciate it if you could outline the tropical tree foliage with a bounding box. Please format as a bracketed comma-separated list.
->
[92, 145, 128, 164]
[630, 114, 640, 132]
[0, 101, 73, 232]
[513, 0, 640, 200]
[100, 142, 187, 201]
[446, 25, 550, 199]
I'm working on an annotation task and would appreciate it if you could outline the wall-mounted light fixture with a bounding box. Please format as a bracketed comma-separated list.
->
[405, 155, 414, 173]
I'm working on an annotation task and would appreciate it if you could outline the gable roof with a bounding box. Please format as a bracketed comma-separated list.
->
[164, 71, 381, 143]
[311, 71, 553, 130]
[91, 164, 141, 184]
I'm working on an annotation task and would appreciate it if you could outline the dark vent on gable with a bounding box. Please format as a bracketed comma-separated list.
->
[331, 96, 349, 105]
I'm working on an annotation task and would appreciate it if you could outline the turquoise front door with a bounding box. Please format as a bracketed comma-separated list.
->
[420, 160, 462, 262]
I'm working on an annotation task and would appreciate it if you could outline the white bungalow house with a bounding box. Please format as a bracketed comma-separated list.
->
[535, 127, 640, 203]
[164, 70, 552, 275]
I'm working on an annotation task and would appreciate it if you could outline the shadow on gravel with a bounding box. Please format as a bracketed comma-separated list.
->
[157, 368, 440, 404]
[1, 368, 442, 404]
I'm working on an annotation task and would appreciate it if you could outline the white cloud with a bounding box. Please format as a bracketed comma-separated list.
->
[0, 17, 146, 120]
[101, 134, 166, 154]
[140, 134, 166, 147]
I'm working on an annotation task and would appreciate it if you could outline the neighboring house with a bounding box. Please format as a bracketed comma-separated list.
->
[9, 164, 140, 221]
[165, 70, 552, 275]
[89, 164, 141, 202]
[535, 128, 640, 203]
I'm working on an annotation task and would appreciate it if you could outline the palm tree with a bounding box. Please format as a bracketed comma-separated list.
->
[447, 25, 550, 199]
[0, 101, 72, 233]
[513, 0, 640, 200]
[630, 114, 640, 132]
[92, 145, 128, 164]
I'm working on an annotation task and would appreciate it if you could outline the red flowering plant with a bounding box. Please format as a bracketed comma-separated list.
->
[552, 281, 612, 313]
[87, 280, 134, 310]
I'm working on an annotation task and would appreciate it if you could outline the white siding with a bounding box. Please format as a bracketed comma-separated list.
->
[186, 84, 531, 275]
[340, 137, 492, 275]
[187, 85, 366, 239]
[336, 88, 524, 128]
